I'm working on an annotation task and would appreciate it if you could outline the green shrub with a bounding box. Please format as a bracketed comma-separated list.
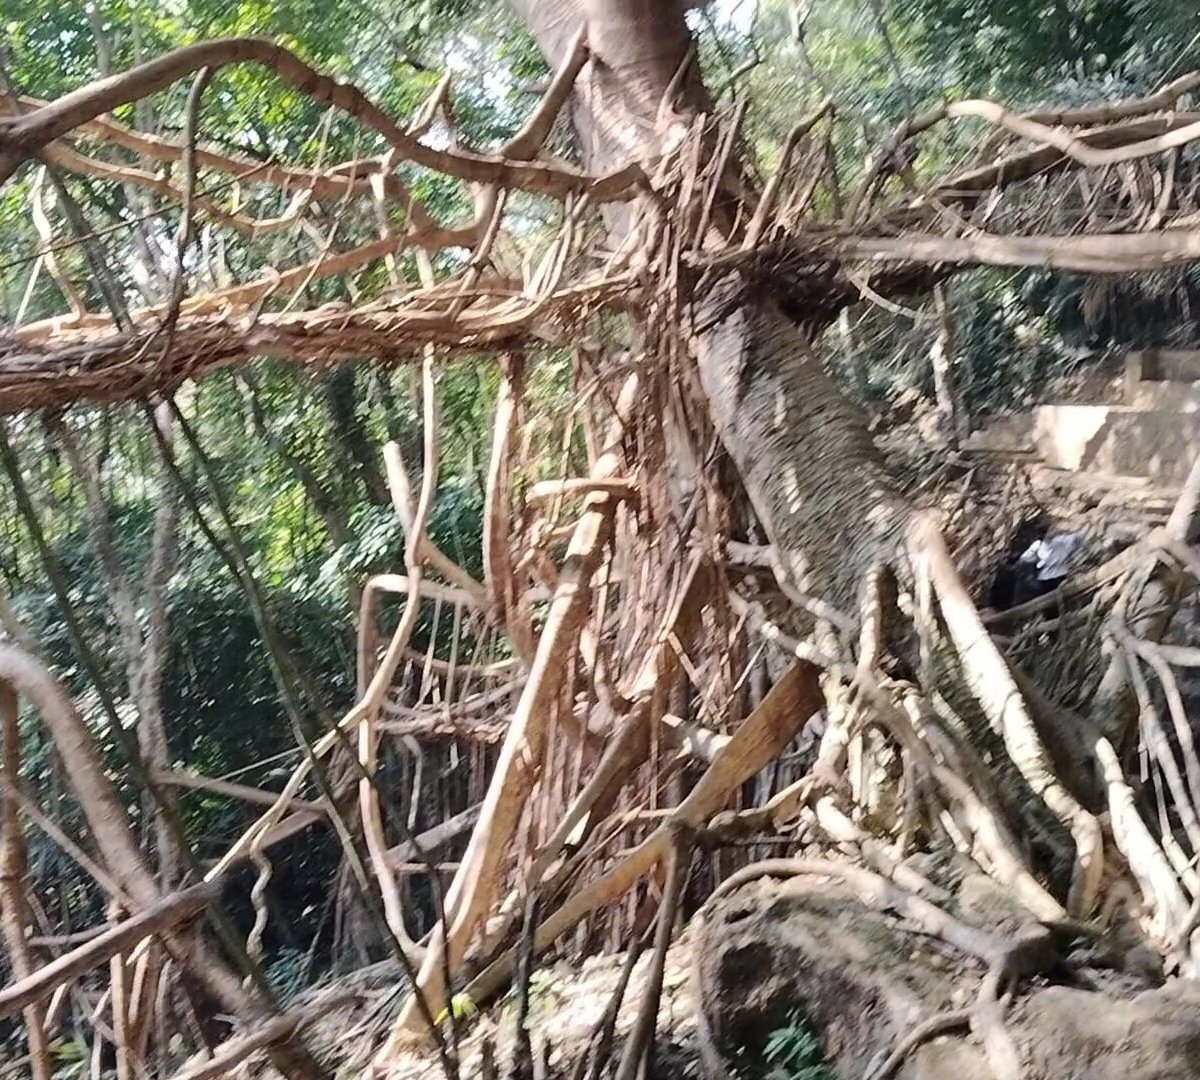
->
[762, 1012, 836, 1080]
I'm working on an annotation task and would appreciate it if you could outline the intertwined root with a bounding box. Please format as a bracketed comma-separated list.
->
[7, 442, 1200, 1079]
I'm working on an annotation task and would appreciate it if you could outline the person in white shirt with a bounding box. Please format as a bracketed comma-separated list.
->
[1016, 529, 1083, 598]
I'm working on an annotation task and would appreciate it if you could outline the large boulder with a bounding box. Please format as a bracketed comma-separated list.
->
[692, 869, 1200, 1079]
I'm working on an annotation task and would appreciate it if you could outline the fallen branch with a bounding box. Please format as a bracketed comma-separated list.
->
[911, 512, 1103, 917]
[1096, 736, 1199, 972]
[0, 881, 220, 1022]
[525, 477, 636, 503]
[165, 992, 355, 1080]
[385, 805, 483, 869]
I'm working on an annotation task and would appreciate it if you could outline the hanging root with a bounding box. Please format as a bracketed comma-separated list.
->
[908, 512, 1104, 917]
[613, 825, 692, 1080]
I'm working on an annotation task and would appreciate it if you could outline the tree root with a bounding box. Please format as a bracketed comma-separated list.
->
[613, 828, 691, 1080]
[866, 1007, 973, 1080]
[911, 513, 1104, 917]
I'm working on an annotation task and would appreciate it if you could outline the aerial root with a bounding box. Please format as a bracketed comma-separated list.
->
[613, 825, 693, 1080]
[11, 25, 1200, 1080]
[909, 513, 1104, 917]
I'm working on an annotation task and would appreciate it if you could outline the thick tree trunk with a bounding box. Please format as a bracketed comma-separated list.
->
[508, 0, 1105, 917]
[691, 280, 910, 609]
[512, 0, 909, 609]
[385, 0, 915, 1042]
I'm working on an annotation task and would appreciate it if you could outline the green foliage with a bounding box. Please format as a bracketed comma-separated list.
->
[762, 1012, 835, 1080]
[435, 991, 479, 1025]
[894, 0, 1131, 97]
[895, 0, 1197, 99]
[265, 945, 313, 1002]
[725, 0, 1200, 415]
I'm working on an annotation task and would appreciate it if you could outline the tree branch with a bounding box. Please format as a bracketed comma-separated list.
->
[0, 37, 637, 198]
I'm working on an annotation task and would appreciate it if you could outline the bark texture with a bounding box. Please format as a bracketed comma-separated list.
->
[691, 280, 910, 608]
[515, 0, 911, 609]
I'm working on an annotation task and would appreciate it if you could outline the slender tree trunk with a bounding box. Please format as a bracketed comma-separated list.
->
[930, 284, 967, 446]
[322, 366, 390, 505]
[0, 679, 53, 1080]
[56, 411, 182, 885]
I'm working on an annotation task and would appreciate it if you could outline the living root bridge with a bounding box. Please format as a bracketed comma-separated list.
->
[10, 11, 1200, 1077]
[0, 274, 629, 413]
[4, 25, 1200, 420]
